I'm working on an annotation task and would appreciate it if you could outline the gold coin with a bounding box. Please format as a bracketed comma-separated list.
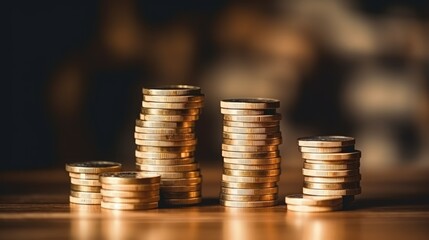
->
[222, 144, 278, 152]
[100, 189, 159, 198]
[137, 169, 201, 179]
[136, 163, 199, 172]
[221, 108, 276, 115]
[135, 126, 193, 134]
[287, 203, 342, 212]
[285, 194, 343, 206]
[142, 101, 203, 109]
[223, 132, 282, 140]
[69, 196, 101, 205]
[70, 178, 101, 187]
[223, 157, 281, 165]
[304, 159, 360, 165]
[101, 201, 158, 210]
[135, 139, 197, 147]
[222, 181, 277, 189]
[221, 187, 278, 195]
[136, 157, 195, 165]
[134, 132, 195, 141]
[302, 169, 359, 177]
[160, 197, 201, 205]
[143, 85, 201, 96]
[222, 174, 280, 183]
[135, 150, 193, 159]
[139, 114, 199, 122]
[299, 146, 355, 153]
[222, 150, 280, 158]
[304, 175, 361, 183]
[136, 145, 195, 153]
[302, 151, 361, 161]
[143, 94, 204, 103]
[102, 196, 160, 204]
[220, 199, 276, 208]
[161, 184, 201, 192]
[70, 184, 101, 192]
[70, 191, 102, 199]
[298, 136, 355, 147]
[69, 172, 99, 180]
[65, 161, 122, 174]
[223, 121, 278, 128]
[223, 138, 282, 146]
[100, 172, 161, 185]
[303, 187, 361, 196]
[303, 161, 360, 170]
[224, 163, 280, 170]
[136, 119, 194, 128]
[142, 107, 200, 116]
[304, 182, 360, 190]
[160, 191, 201, 198]
[160, 177, 202, 186]
[223, 126, 280, 134]
[220, 194, 277, 201]
[224, 169, 280, 177]
[101, 183, 160, 191]
[223, 114, 281, 122]
[220, 98, 280, 109]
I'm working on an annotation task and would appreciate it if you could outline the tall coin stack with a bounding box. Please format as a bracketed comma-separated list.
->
[135, 85, 204, 206]
[287, 136, 361, 212]
[220, 98, 282, 208]
[65, 161, 122, 205]
[100, 172, 160, 210]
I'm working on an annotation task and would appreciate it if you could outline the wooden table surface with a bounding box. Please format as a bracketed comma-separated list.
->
[1, 166, 429, 240]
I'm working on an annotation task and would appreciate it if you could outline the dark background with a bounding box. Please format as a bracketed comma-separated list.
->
[8, 0, 429, 172]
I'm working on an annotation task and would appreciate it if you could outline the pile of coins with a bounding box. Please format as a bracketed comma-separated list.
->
[135, 85, 204, 206]
[220, 98, 282, 208]
[286, 136, 361, 212]
[65, 161, 122, 205]
[100, 172, 160, 210]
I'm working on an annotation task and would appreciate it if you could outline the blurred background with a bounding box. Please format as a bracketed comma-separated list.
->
[8, 0, 429, 177]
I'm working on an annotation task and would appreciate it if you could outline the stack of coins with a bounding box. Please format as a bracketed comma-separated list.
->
[135, 85, 204, 206]
[65, 161, 122, 205]
[219, 98, 282, 208]
[100, 172, 160, 210]
[286, 136, 361, 212]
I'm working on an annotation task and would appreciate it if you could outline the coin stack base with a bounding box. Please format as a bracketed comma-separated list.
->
[285, 194, 343, 212]
[100, 172, 160, 210]
[65, 161, 122, 205]
[286, 136, 361, 212]
[220, 98, 282, 208]
[135, 85, 204, 206]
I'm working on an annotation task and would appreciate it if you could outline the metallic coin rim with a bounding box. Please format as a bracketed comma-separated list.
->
[65, 161, 122, 174]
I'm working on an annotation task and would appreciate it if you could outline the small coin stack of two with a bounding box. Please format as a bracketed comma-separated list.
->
[135, 85, 204, 206]
[220, 98, 282, 208]
[99, 172, 160, 210]
[285, 136, 361, 212]
[65, 161, 122, 205]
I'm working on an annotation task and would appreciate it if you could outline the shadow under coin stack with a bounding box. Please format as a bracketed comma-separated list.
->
[220, 98, 282, 208]
[135, 85, 204, 206]
[100, 172, 160, 210]
[65, 161, 122, 205]
[286, 136, 361, 212]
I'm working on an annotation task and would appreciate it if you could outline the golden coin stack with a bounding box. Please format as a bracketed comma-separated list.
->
[285, 136, 361, 212]
[65, 161, 122, 205]
[135, 85, 204, 206]
[220, 98, 282, 208]
[100, 172, 160, 210]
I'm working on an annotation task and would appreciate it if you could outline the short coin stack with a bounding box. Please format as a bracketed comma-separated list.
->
[65, 161, 122, 205]
[135, 85, 204, 206]
[286, 136, 361, 212]
[100, 172, 160, 210]
[220, 98, 282, 208]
